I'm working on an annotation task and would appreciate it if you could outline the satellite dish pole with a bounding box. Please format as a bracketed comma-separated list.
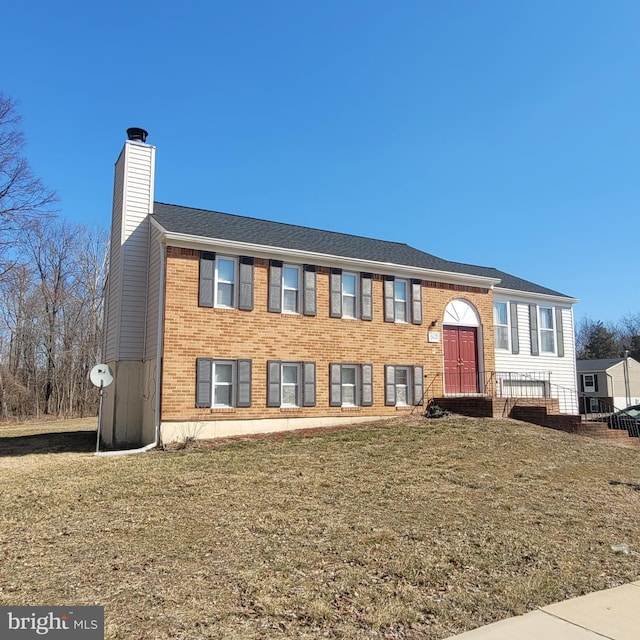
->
[90, 364, 114, 454]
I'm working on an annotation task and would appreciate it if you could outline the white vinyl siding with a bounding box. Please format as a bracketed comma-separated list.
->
[143, 225, 163, 360]
[494, 298, 578, 413]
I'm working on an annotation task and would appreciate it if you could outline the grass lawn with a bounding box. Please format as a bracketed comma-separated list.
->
[1, 415, 639, 639]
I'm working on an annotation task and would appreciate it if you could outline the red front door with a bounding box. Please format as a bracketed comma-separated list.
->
[443, 326, 479, 394]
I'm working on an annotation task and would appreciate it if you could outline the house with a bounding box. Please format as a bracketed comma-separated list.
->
[576, 357, 640, 413]
[100, 129, 579, 447]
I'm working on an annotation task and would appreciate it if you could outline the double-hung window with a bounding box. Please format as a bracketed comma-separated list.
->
[582, 374, 597, 393]
[267, 361, 316, 407]
[385, 364, 424, 407]
[199, 252, 254, 310]
[215, 257, 236, 308]
[282, 265, 300, 313]
[329, 363, 373, 407]
[195, 358, 252, 408]
[342, 273, 357, 319]
[539, 307, 556, 353]
[394, 279, 408, 323]
[494, 301, 509, 350]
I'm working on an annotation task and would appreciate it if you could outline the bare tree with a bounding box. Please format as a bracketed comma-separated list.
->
[0, 93, 56, 279]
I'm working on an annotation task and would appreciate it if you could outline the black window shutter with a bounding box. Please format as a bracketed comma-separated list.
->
[413, 365, 424, 406]
[411, 279, 423, 325]
[555, 307, 565, 357]
[360, 273, 373, 321]
[303, 362, 316, 407]
[580, 376, 585, 392]
[385, 365, 396, 406]
[267, 360, 281, 407]
[236, 359, 252, 407]
[510, 302, 520, 354]
[383, 276, 395, 322]
[361, 364, 373, 406]
[195, 358, 213, 407]
[198, 252, 215, 308]
[330, 268, 342, 318]
[529, 304, 539, 356]
[268, 260, 283, 313]
[238, 257, 254, 311]
[594, 374, 599, 392]
[329, 363, 342, 407]
[302, 265, 317, 316]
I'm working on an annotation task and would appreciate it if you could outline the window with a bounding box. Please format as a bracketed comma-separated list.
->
[494, 301, 509, 350]
[215, 257, 236, 308]
[385, 364, 424, 406]
[342, 273, 357, 319]
[267, 361, 316, 407]
[269, 261, 316, 315]
[329, 363, 374, 407]
[213, 361, 234, 407]
[582, 374, 597, 393]
[195, 358, 252, 408]
[539, 307, 555, 353]
[383, 276, 422, 324]
[199, 252, 253, 310]
[394, 279, 408, 323]
[281, 363, 300, 406]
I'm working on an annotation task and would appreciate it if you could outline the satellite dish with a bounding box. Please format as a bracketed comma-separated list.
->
[90, 364, 114, 388]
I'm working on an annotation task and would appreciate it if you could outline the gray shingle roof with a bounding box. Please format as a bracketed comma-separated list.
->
[576, 358, 624, 372]
[152, 201, 572, 299]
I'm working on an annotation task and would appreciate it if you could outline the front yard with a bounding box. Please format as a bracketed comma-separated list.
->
[1, 415, 639, 639]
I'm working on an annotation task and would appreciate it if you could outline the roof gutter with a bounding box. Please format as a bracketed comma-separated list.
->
[494, 286, 579, 305]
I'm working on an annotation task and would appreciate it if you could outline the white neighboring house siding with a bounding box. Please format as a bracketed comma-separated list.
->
[111, 140, 155, 361]
[493, 292, 578, 413]
[143, 223, 163, 361]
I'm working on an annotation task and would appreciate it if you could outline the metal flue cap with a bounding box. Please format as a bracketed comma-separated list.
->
[126, 127, 148, 143]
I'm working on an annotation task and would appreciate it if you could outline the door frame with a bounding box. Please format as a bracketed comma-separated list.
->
[442, 299, 485, 396]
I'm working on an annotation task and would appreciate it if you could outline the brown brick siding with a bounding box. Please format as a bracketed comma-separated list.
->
[161, 247, 496, 421]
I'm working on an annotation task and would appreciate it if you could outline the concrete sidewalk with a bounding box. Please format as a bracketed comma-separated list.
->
[445, 580, 640, 639]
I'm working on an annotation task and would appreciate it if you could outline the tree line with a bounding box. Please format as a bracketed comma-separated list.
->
[575, 314, 640, 362]
[0, 93, 107, 420]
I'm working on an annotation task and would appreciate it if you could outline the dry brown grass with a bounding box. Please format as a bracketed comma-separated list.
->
[1, 415, 640, 639]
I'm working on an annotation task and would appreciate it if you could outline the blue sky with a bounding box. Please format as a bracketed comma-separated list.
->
[3, 1, 638, 324]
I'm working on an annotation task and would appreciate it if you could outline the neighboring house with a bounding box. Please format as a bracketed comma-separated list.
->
[100, 130, 579, 447]
[576, 357, 640, 413]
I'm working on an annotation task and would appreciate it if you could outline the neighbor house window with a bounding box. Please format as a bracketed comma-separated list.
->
[582, 374, 597, 393]
[215, 257, 236, 308]
[539, 306, 556, 353]
[195, 358, 252, 408]
[494, 301, 509, 350]
[383, 276, 422, 324]
[267, 361, 316, 407]
[329, 270, 372, 320]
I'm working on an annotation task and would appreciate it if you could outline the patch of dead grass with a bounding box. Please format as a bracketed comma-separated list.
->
[1, 415, 639, 639]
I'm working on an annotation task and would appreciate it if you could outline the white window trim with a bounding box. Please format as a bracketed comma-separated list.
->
[394, 278, 409, 324]
[341, 364, 358, 407]
[342, 272, 358, 320]
[212, 360, 235, 408]
[281, 362, 301, 407]
[538, 306, 556, 354]
[493, 300, 510, 351]
[282, 264, 301, 314]
[395, 366, 411, 406]
[214, 256, 237, 309]
[583, 374, 596, 393]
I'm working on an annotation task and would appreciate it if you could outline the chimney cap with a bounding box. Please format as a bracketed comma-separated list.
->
[126, 127, 148, 143]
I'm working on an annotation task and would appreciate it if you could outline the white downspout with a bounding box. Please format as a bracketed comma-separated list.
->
[96, 242, 166, 457]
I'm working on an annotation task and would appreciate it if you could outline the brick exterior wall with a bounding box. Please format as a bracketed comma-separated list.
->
[160, 247, 496, 422]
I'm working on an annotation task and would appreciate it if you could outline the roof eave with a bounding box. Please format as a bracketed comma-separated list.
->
[153, 223, 501, 288]
[494, 286, 579, 305]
